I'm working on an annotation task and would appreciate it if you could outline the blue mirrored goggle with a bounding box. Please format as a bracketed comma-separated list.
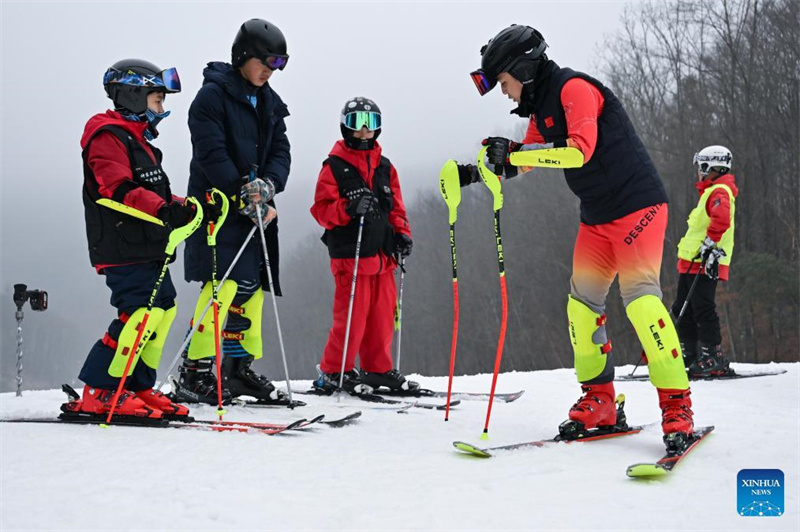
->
[103, 66, 182, 92]
[261, 55, 289, 71]
[342, 111, 382, 131]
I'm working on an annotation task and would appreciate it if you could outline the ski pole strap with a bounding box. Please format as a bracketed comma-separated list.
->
[439, 159, 461, 224]
[477, 146, 503, 211]
[205, 188, 229, 247]
[509, 147, 584, 169]
[96, 198, 164, 226]
[166, 196, 203, 255]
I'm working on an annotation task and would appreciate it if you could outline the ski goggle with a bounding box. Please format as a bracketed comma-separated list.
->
[103, 66, 182, 93]
[470, 69, 497, 96]
[342, 111, 382, 131]
[693, 152, 731, 174]
[260, 55, 289, 71]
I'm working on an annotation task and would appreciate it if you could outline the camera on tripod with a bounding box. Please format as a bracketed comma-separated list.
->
[13, 284, 48, 312]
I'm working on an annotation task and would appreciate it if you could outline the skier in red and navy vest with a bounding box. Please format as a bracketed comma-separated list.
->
[68, 59, 194, 421]
[460, 25, 696, 448]
[310, 97, 417, 394]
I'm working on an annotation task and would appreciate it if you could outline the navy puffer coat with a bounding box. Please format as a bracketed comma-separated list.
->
[184, 62, 290, 295]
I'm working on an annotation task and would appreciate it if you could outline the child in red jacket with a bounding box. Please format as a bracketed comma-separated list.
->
[310, 97, 417, 394]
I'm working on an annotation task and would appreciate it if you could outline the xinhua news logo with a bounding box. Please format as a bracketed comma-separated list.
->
[738, 469, 784, 517]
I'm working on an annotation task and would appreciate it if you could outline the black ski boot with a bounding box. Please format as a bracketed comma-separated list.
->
[222, 355, 286, 402]
[681, 341, 699, 370]
[359, 369, 420, 393]
[312, 368, 373, 395]
[688, 343, 734, 379]
[172, 357, 232, 405]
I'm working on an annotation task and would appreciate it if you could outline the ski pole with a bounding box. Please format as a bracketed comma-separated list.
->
[105, 197, 203, 425]
[629, 253, 702, 376]
[477, 147, 508, 440]
[438, 160, 462, 421]
[394, 256, 406, 372]
[206, 189, 230, 419]
[338, 214, 366, 399]
[155, 224, 258, 392]
[250, 165, 293, 403]
[15, 306, 24, 397]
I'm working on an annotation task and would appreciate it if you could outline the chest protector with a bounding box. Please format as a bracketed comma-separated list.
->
[82, 125, 171, 266]
[322, 155, 395, 259]
[677, 183, 736, 265]
[532, 67, 668, 225]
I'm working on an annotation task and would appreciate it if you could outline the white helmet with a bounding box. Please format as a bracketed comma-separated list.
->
[693, 145, 732, 177]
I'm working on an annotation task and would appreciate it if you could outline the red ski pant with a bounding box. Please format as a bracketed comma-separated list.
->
[571, 204, 668, 309]
[320, 267, 396, 374]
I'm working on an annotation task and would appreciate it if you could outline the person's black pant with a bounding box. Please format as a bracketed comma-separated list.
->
[79, 263, 176, 391]
[671, 272, 721, 351]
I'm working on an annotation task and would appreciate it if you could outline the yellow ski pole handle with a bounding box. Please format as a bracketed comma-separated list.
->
[96, 198, 165, 226]
[205, 188, 230, 247]
[477, 146, 503, 211]
[166, 196, 203, 255]
[509, 147, 584, 169]
[438, 159, 461, 224]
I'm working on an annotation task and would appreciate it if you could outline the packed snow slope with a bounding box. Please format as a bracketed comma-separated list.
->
[1, 363, 798, 532]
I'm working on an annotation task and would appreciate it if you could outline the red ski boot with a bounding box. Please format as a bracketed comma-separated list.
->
[136, 389, 191, 420]
[62, 385, 163, 420]
[658, 388, 694, 435]
[559, 383, 617, 439]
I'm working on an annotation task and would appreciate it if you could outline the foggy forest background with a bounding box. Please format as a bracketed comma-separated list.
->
[2, 0, 798, 392]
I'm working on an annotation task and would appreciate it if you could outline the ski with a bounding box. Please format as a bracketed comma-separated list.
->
[626, 426, 715, 478]
[185, 414, 325, 430]
[319, 411, 362, 427]
[374, 388, 524, 403]
[296, 388, 460, 410]
[454, 425, 644, 458]
[0, 413, 306, 435]
[616, 369, 787, 382]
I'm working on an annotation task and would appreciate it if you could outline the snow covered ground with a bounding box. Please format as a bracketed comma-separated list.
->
[1, 363, 798, 532]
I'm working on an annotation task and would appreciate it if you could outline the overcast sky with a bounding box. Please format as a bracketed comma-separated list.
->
[1, 0, 632, 339]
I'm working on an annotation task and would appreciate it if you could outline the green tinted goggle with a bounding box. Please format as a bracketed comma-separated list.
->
[342, 111, 382, 131]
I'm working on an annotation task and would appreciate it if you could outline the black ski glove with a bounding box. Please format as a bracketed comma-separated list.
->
[483, 137, 522, 166]
[346, 192, 377, 219]
[159, 202, 195, 230]
[202, 195, 224, 225]
[457, 164, 480, 187]
[395, 233, 413, 259]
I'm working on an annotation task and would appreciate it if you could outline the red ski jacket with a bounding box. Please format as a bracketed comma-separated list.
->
[311, 140, 411, 276]
[81, 110, 183, 271]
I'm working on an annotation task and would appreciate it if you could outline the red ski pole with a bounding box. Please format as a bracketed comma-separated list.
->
[206, 189, 230, 420]
[477, 148, 508, 440]
[439, 160, 462, 420]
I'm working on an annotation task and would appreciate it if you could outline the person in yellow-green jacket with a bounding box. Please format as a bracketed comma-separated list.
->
[672, 145, 738, 378]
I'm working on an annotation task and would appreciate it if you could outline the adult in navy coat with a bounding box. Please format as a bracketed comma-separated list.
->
[177, 19, 292, 405]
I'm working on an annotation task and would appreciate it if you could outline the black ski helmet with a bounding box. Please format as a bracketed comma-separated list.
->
[340, 97, 382, 150]
[231, 18, 289, 69]
[471, 25, 547, 95]
[103, 59, 181, 115]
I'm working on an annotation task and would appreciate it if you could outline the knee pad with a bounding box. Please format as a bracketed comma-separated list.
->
[223, 289, 264, 360]
[140, 305, 177, 370]
[568, 295, 614, 383]
[625, 295, 689, 390]
[187, 280, 238, 361]
[108, 307, 165, 378]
